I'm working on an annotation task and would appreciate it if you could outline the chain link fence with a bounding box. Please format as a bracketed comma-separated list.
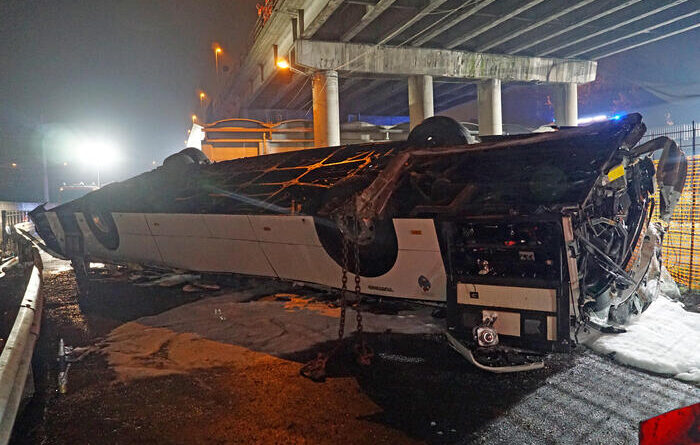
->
[642, 122, 699, 291]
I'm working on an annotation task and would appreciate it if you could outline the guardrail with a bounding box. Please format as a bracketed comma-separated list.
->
[0, 226, 43, 444]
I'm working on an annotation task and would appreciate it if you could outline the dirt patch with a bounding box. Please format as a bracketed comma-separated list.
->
[14, 273, 412, 444]
[28, 353, 418, 445]
[13, 270, 420, 444]
[10, 269, 208, 444]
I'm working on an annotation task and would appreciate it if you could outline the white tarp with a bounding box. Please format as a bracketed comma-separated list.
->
[585, 296, 700, 383]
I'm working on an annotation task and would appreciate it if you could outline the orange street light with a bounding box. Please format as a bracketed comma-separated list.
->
[199, 91, 206, 107]
[192, 114, 197, 123]
[214, 47, 222, 75]
[276, 58, 290, 69]
[275, 57, 306, 75]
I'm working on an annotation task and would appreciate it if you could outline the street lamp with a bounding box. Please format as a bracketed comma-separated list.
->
[192, 114, 197, 123]
[199, 92, 206, 107]
[276, 58, 290, 69]
[76, 138, 119, 188]
[214, 47, 222, 76]
[275, 57, 306, 75]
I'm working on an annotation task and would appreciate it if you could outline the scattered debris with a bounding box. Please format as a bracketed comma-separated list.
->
[57, 338, 69, 394]
[377, 352, 425, 364]
[134, 273, 201, 288]
[182, 284, 200, 293]
[182, 282, 221, 293]
[0, 256, 18, 279]
[213, 308, 226, 321]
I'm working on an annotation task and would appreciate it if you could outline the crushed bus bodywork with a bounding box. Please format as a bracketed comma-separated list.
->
[30, 113, 686, 369]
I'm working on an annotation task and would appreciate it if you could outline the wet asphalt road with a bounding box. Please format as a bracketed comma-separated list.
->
[10, 267, 700, 445]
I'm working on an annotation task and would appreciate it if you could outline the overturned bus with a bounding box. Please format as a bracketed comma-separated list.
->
[30, 113, 686, 369]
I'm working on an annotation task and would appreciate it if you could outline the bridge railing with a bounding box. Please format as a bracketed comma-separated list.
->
[248, 0, 280, 48]
[1, 210, 29, 261]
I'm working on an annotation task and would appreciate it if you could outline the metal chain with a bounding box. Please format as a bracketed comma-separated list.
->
[353, 222, 363, 337]
[352, 217, 372, 366]
[338, 236, 349, 341]
[300, 215, 372, 381]
[300, 227, 351, 382]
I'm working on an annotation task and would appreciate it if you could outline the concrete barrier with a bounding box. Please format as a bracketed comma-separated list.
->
[0, 234, 43, 444]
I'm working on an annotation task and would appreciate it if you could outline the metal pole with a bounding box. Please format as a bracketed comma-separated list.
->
[42, 145, 50, 203]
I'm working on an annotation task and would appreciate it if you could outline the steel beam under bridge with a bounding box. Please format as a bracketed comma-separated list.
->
[293, 40, 597, 84]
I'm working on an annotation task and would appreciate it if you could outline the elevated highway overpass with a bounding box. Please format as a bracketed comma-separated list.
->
[208, 0, 698, 145]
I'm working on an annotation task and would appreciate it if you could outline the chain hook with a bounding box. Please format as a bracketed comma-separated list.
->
[299, 352, 329, 382]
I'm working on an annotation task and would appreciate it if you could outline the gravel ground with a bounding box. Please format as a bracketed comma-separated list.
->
[9, 267, 700, 445]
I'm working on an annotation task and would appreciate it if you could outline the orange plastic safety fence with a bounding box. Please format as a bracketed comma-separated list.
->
[646, 125, 699, 290]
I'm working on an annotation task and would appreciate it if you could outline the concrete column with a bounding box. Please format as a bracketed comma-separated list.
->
[408, 75, 434, 130]
[312, 70, 340, 147]
[553, 82, 578, 127]
[477, 79, 502, 136]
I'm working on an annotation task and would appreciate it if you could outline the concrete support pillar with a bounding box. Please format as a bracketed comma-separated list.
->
[553, 82, 578, 127]
[477, 79, 502, 136]
[312, 70, 340, 147]
[408, 75, 434, 130]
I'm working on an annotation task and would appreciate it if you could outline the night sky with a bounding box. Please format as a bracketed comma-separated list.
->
[1, 0, 257, 200]
[1, 1, 698, 202]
